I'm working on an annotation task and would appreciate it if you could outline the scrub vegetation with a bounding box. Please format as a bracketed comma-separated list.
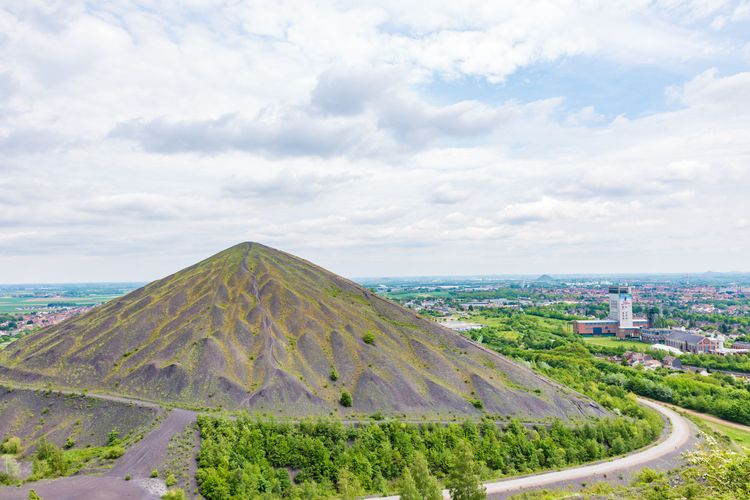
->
[195, 411, 660, 499]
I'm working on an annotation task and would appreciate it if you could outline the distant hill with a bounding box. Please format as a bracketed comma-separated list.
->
[536, 274, 556, 281]
[0, 243, 603, 419]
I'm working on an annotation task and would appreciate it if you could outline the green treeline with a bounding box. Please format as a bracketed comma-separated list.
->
[680, 352, 750, 373]
[196, 413, 660, 499]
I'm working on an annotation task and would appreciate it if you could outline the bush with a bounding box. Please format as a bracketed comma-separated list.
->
[64, 437, 75, 449]
[1, 436, 21, 455]
[125, 474, 131, 481]
[1, 456, 20, 484]
[162, 489, 186, 500]
[107, 429, 120, 446]
[102, 446, 125, 459]
[329, 369, 339, 382]
[32, 439, 68, 480]
[150, 469, 159, 478]
[165, 472, 177, 487]
[362, 332, 376, 345]
[339, 391, 352, 407]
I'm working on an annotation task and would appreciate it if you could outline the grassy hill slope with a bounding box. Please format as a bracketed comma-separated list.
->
[0, 243, 603, 420]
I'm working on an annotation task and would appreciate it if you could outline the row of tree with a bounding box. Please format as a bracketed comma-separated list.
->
[196, 406, 660, 500]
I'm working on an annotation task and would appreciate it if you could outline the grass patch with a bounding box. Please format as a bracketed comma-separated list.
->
[686, 414, 750, 450]
[581, 336, 651, 351]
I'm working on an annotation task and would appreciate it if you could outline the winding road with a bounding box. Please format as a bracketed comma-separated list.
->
[375, 397, 695, 500]
[0, 393, 694, 500]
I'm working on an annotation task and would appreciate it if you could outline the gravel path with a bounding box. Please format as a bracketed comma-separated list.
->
[108, 408, 196, 479]
[483, 398, 696, 498]
[373, 398, 697, 500]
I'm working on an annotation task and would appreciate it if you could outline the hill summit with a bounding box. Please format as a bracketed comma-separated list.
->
[0, 243, 602, 419]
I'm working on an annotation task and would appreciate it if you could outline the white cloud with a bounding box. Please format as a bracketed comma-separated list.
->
[0, 1, 749, 281]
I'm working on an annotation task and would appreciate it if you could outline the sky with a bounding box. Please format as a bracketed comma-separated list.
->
[1, 1, 749, 283]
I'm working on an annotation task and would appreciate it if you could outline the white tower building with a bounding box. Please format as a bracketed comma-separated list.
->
[609, 286, 633, 328]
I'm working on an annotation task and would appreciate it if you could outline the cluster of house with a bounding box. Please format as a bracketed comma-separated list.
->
[621, 351, 683, 370]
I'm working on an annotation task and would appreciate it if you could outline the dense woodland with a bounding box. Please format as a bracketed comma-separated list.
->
[196, 412, 660, 499]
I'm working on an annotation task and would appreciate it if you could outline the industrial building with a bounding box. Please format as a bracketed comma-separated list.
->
[641, 329, 721, 354]
[572, 286, 649, 336]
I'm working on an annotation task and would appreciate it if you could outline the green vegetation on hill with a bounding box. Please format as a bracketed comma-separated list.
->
[0, 243, 604, 421]
[196, 414, 661, 499]
[680, 353, 750, 373]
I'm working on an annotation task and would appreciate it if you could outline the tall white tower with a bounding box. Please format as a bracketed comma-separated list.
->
[609, 286, 633, 328]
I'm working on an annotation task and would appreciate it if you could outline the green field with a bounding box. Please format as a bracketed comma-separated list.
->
[687, 413, 750, 450]
[581, 336, 652, 351]
[0, 295, 122, 313]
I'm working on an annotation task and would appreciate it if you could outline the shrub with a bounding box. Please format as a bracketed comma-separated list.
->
[102, 446, 125, 459]
[64, 437, 75, 449]
[150, 469, 159, 478]
[125, 474, 131, 481]
[1, 436, 21, 455]
[166, 472, 177, 487]
[107, 429, 120, 446]
[339, 391, 352, 407]
[469, 398, 483, 409]
[362, 332, 376, 345]
[0, 456, 19, 485]
[32, 438, 67, 479]
[28, 490, 43, 500]
[329, 369, 338, 381]
[162, 489, 186, 500]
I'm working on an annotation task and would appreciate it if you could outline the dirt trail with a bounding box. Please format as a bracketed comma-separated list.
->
[660, 401, 750, 432]
[108, 408, 197, 478]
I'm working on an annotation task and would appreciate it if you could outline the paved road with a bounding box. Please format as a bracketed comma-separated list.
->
[375, 398, 693, 500]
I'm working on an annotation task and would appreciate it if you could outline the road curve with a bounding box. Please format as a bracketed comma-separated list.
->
[375, 398, 692, 500]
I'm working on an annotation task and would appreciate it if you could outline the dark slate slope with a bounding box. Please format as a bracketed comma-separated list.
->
[0, 243, 605, 420]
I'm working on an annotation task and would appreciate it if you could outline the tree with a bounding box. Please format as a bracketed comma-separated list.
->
[412, 452, 442, 500]
[2, 456, 20, 479]
[397, 467, 420, 500]
[340, 391, 352, 407]
[446, 441, 486, 500]
[107, 428, 120, 446]
[337, 469, 363, 499]
[33, 438, 67, 479]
